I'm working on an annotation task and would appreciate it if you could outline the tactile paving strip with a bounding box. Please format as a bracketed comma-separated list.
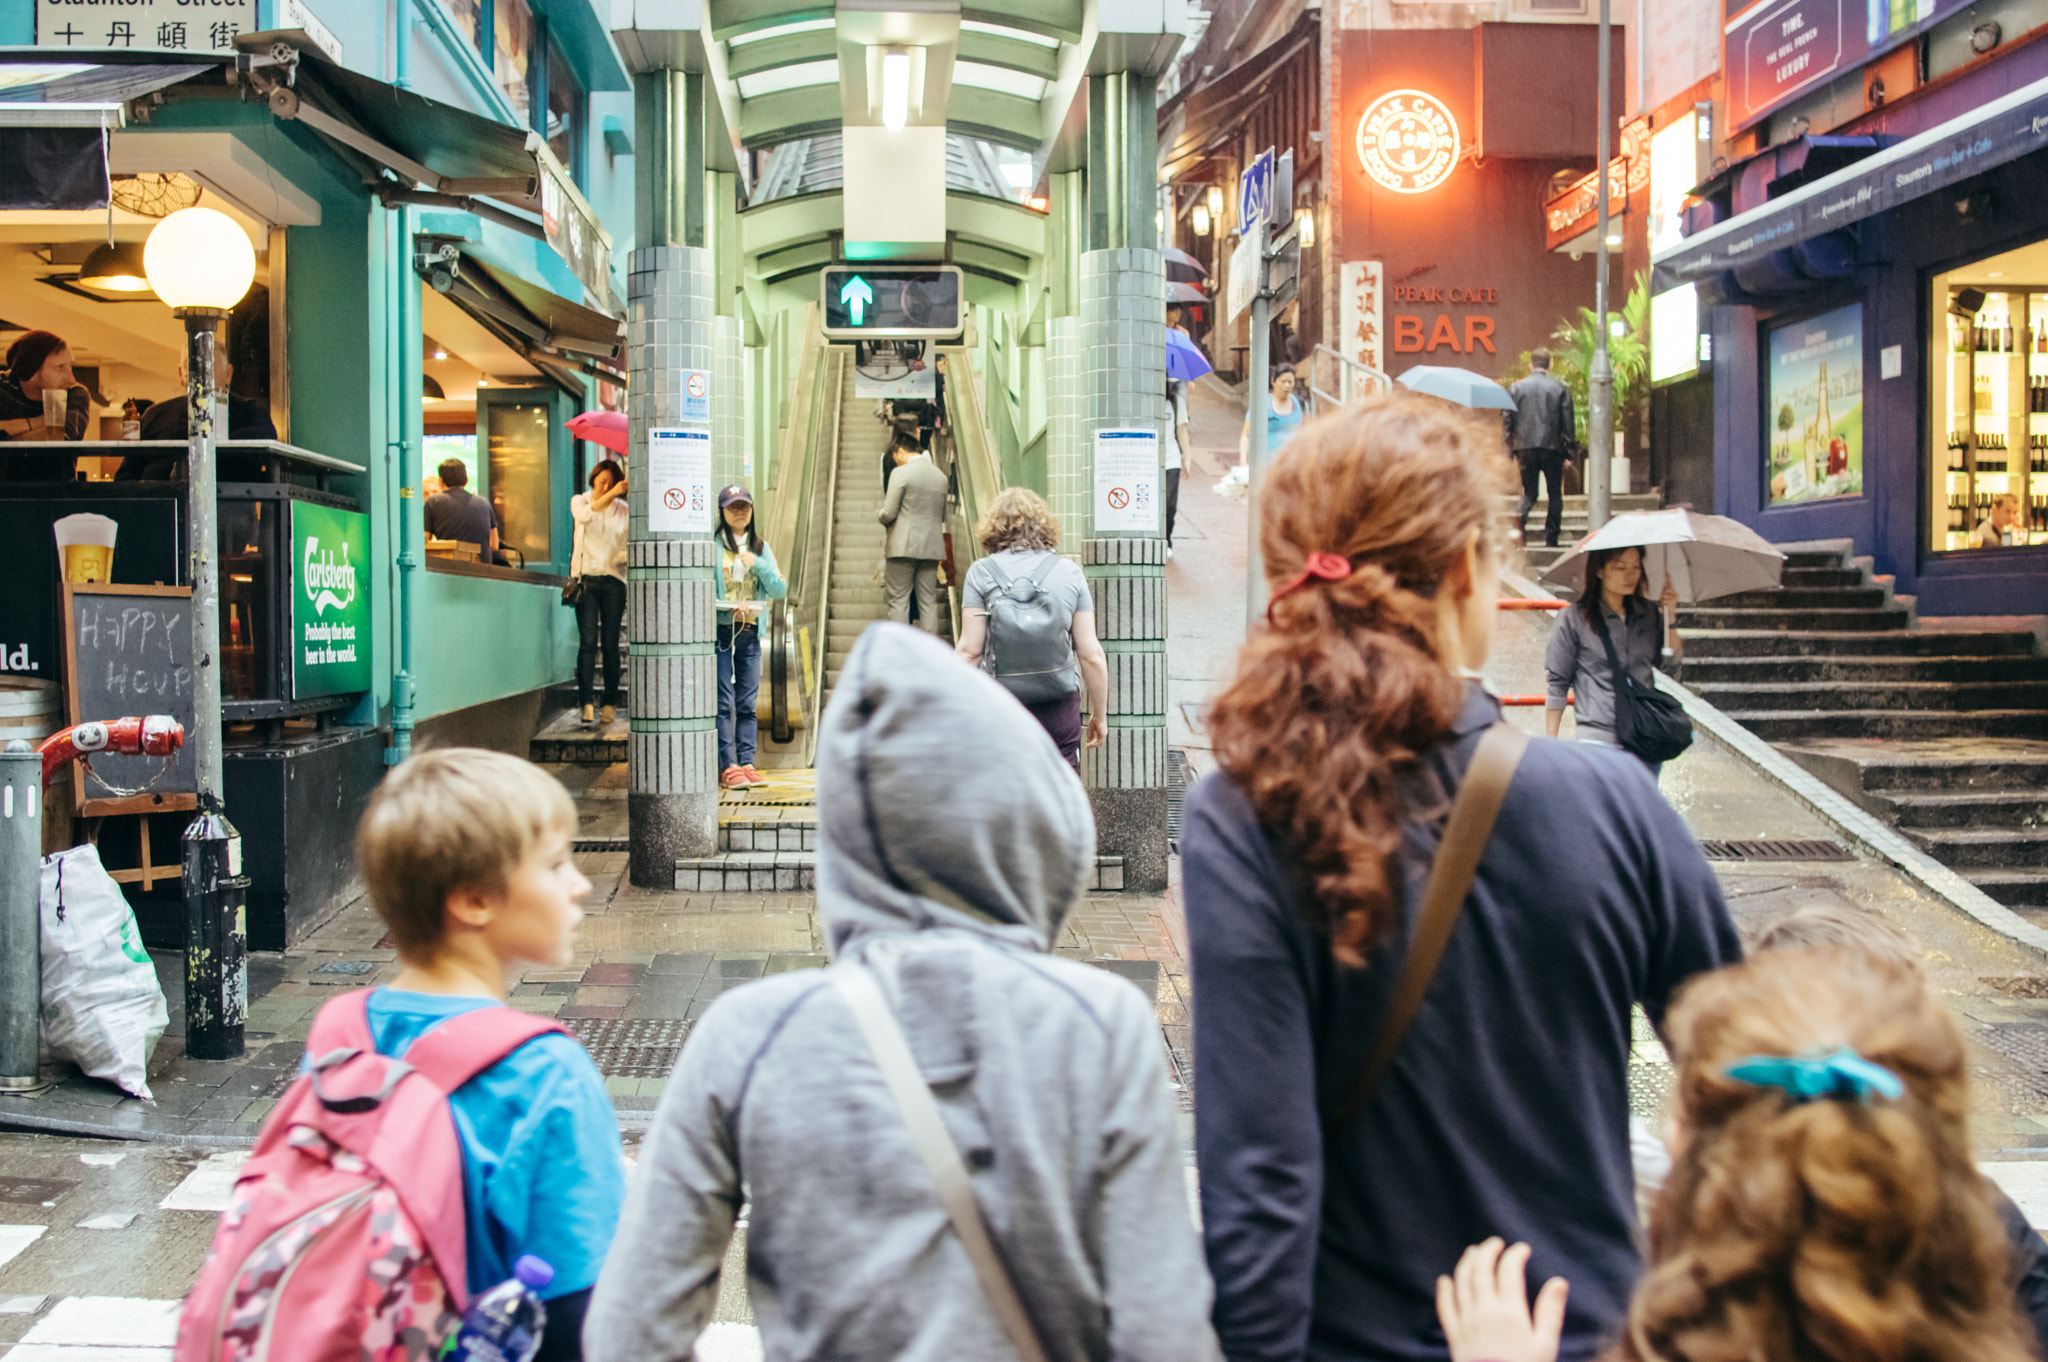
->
[562, 1018, 691, 1078]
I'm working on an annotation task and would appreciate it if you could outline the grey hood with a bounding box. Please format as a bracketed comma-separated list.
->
[586, 626, 1217, 1362]
[815, 622, 1095, 957]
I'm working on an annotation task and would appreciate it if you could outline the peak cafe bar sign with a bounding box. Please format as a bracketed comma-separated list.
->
[1356, 90, 1462, 195]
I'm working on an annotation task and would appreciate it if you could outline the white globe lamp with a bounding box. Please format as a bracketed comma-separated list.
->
[142, 207, 256, 313]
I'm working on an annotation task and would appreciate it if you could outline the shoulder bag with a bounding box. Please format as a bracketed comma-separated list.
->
[833, 964, 1055, 1362]
[1590, 605, 1693, 765]
[1328, 724, 1529, 1132]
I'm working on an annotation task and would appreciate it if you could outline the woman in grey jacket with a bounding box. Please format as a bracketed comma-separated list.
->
[1544, 545, 1682, 771]
[584, 623, 1218, 1362]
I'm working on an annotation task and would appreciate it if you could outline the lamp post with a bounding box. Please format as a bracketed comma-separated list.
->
[1588, 0, 1614, 533]
[143, 207, 254, 1062]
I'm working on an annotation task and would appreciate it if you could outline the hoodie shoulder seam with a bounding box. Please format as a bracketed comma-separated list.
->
[1010, 954, 1112, 1036]
[729, 974, 836, 1134]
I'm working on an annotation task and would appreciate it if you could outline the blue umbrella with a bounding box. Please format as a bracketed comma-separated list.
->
[1165, 327, 1214, 382]
[1395, 365, 1518, 412]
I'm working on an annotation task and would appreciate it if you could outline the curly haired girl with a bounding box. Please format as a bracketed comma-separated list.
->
[1183, 393, 1740, 1361]
[1436, 945, 2036, 1362]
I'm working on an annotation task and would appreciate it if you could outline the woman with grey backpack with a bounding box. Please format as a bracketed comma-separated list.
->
[955, 487, 1108, 770]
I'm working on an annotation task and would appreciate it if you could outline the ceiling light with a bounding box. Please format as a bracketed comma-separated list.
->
[1989, 272, 2006, 279]
[881, 50, 910, 130]
[1295, 207, 1315, 249]
[1206, 186, 1223, 218]
[1605, 233, 1622, 248]
[76, 240, 153, 293]
[476, 378, 489, 386]
[1192, 203, 1211, 235]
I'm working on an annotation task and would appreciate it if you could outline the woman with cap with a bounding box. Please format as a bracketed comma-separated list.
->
[570, 458, 630, 725]
[716, 484, 787, 791]
[0, 330, 86, 482]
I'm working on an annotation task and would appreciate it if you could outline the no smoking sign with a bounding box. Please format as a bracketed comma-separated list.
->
[663, 488, 686, 510]
[1106, 488, 1130, 509]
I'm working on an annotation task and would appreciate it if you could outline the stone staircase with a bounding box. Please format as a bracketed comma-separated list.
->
[529, 680, 628, 763]
[675, 813, 1130, 893]
[1502, 490, 1664, 577]
[1676, 541, 2048, 917]
[822, 393, 950, 716]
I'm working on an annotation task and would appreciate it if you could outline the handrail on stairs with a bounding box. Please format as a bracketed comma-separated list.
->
[937, 344, 1008, 593]
[1308, 344, 1392, 413]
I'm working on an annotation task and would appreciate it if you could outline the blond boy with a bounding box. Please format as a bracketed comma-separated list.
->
[353, 748, 624, 1362]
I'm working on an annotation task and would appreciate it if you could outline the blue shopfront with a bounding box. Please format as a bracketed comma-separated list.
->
[1655, 51, 2048, 615]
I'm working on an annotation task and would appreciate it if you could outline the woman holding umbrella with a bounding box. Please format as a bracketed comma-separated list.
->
[1544, 545, 1683, 774]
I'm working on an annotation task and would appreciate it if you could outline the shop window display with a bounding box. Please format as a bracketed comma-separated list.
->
[1930, 245, 2048, 552]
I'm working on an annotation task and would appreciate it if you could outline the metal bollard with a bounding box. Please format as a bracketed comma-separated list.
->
[182, 807, 247, 1061]
[0, 742, 42, 1089]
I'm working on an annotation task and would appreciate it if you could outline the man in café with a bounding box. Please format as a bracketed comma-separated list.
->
[116, 352, 277, 481]
[0, 330, 87, 482]
[424, 458, 501, 563]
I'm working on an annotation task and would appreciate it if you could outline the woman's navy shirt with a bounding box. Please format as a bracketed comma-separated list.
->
[1183, 684, 1740, 1362]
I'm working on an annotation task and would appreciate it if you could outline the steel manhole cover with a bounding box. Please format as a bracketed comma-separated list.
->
[1698, 838, 1852, 862]
[1971, 1025, 2048, 1112]
[562, 1018, 690, 1078]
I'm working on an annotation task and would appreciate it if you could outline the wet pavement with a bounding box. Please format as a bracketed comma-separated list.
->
[0, 377, 2045, 1349]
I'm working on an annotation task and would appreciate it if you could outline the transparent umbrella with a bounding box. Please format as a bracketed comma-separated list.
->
[1540, 508, 1786, 632]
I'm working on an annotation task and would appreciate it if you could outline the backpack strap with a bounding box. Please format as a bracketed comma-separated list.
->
[304, 989, 377, 1059]
[402, 1007, 571, 1094]
[982, 554, 1016, 594]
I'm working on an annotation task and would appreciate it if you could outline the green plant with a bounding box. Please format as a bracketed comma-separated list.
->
[1776, 401, 1795, 456]
[1547, 269, 1652, 446]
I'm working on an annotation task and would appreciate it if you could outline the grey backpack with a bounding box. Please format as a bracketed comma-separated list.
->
[981, 555, 1079, 703]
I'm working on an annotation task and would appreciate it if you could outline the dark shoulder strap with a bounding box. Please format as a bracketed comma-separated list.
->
[1328, 723, 1530, 1132]
[402, 1007, 571, 1094]
[1589, 602, 1628, 682]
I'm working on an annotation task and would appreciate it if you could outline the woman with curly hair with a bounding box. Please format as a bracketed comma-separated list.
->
[1181, 393, 1740, 1362]
[955, 486, 1107, 770]
[1436, 945, 2037, 1362]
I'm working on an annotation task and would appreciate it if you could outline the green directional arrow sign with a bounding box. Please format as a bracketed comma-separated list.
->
[839, 274, 874, 326]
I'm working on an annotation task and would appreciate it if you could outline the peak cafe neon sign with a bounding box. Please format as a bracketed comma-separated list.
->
[1355, 90, 1461, 194]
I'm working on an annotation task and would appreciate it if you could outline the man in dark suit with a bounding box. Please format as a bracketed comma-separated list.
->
[1508, 348, 1577, 548]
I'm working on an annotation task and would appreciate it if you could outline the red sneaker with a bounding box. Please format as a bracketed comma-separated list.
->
[721, 766, 751, 790]
[740, 764, 769, 788]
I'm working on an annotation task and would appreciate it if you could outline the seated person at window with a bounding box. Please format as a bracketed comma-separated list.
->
[0, 330, 86, 482]
[424, 458, 502, 562]
[115, 354, 277, 481]
[1978, 491, 2021, 549]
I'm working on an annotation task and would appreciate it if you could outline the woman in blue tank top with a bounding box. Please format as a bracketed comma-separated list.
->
[1240, 362, 1305, 464]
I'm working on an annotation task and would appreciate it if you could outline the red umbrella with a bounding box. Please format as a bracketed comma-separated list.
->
[567, 410, 627, 453]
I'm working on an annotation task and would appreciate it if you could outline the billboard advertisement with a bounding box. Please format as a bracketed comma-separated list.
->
[1726, 0, 1960, 130]
[1767, 303, 1864, 505]
[291, 502, 371, 699]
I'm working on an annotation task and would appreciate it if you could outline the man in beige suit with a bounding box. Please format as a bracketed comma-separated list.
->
[878, 437, 949, 632]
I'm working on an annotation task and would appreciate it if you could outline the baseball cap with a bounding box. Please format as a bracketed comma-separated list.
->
[718, 484, 753, 508]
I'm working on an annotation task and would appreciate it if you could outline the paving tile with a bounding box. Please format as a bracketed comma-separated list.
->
[574, 986, 633, 1007]
[650, 952, 714, 976]
[582, 964, 646, 987]
[559, 1005, 627, 1020]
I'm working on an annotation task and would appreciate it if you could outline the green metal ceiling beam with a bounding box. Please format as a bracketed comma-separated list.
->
[739, 86, 846, 147]
[960, 4, 1084, 44]
[726, 28, 840, 77]
[955, 31, 1062, 79]
[710, 2, 835, 42]
[945, 86, 1045, 150]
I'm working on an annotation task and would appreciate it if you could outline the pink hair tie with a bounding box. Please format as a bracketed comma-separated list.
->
[1266, 552, 1353, 625]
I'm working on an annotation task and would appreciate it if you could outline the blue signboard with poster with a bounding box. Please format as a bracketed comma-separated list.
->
[1727, 0, 1964, 130]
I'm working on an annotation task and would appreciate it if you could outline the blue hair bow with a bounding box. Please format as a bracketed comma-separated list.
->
[1724, 1048, 1904, 1104]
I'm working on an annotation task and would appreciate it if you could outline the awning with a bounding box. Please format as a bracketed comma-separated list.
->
[1161, 13, 1318, 175]
[1653, 74, 2048, 292]
[0, 63, 211, 107]
[417, 243, 624, 363]
[240, 39, 617, 313]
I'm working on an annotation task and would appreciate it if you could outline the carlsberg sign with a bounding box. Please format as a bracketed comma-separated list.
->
[291, 503, 371, 699]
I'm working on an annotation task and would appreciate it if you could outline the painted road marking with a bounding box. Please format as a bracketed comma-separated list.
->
[1984, 1162, 2048, 1224]
[20, 1296, 179, 1349]
[74, 1215, 136, 1231]
[697, 1322, 763, 1361]
[158, 1153, 246, 1213]
[0, 1225, 45, 1270]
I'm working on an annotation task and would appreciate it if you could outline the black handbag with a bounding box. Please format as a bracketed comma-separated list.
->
[1591, 604, 1693, 765]
[561, 575, 585, 608]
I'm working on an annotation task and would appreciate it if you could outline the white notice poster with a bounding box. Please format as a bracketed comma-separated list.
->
[648, 427, 713, 533]
[1093, 429, 1160, 535]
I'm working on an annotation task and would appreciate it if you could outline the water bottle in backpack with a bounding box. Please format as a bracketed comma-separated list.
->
[440, 1255, 552, 1362]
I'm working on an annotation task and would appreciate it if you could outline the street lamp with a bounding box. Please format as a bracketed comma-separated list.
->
[143, 206, 254, 1062]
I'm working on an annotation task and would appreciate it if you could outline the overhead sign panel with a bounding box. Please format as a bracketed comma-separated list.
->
[821, 267, 965, 339]
[1725, 0, 1964, 130]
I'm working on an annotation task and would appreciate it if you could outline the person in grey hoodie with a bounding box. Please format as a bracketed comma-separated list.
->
[583, 623, 1218, 1362]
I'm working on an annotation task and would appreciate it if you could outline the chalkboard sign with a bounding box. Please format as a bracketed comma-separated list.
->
[62, 584, 199, 817]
